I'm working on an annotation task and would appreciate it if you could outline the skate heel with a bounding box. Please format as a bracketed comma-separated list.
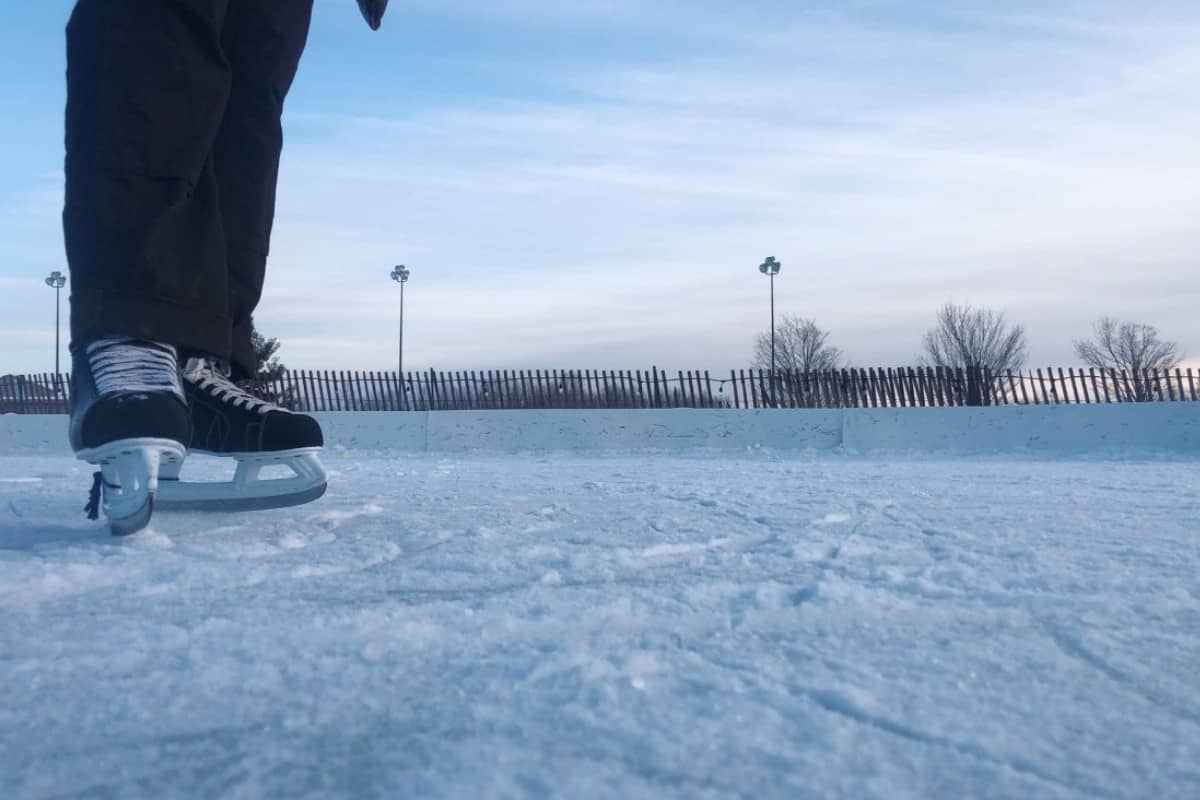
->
[77, 438, 187, 535]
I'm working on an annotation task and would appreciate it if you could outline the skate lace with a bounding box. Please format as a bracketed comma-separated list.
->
[183, 357, 283, 415]
[84, 471, 119, 521]
[87, 337, 184, 400]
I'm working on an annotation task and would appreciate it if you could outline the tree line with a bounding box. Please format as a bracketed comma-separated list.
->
[754, 304, 1183, 401]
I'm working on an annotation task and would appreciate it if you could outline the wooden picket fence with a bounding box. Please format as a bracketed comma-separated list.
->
[5, 367, 1198, 414]
[0, 373, 69, 414]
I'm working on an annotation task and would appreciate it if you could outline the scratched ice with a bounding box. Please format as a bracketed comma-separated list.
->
[2, 450, 1198, 798]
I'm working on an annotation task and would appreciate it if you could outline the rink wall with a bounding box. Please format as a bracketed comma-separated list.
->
[3, 404, 1198, 455]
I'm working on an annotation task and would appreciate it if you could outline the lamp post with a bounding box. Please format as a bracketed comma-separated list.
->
[758, 256, 781, 406]
[390, 265, 410, 377]
[45, 270, 67, 380]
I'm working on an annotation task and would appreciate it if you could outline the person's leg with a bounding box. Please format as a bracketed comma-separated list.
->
[64, 0, 235, 358]
[173, 0, 323, 494]
[214, 0, 315, 378]
[64, 0, 236, 533]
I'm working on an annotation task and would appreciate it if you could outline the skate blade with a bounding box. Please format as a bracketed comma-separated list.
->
[157, 482, 327, 513]
[156, 448, 328, 513]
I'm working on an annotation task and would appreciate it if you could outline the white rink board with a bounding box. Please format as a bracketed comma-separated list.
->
[840, 403, 1200, 453]
[3, 403, 1197, 455]
[422, 409, 844, 452]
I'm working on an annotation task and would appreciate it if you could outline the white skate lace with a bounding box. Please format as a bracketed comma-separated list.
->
[182, 357, 284, 415]
[87, 337, 184, 401]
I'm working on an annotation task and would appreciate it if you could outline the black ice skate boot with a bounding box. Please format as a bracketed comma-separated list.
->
[164, 356, 327, 511]
[71, 338, 191, 535]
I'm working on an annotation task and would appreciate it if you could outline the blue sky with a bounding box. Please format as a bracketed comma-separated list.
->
[2, 0, 1198, 374]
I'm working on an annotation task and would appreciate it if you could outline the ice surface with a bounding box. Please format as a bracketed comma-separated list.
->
[1, 450, 1198, 799]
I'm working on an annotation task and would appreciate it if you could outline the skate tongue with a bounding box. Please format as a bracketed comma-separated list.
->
[182, 356, 232, 380]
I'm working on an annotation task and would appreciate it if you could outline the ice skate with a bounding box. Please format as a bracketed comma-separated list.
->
[158, 355, 327, 512]
[71, 338, 191, 536]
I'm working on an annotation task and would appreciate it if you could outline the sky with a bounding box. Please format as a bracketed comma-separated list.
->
[1, 0, 1198, 375]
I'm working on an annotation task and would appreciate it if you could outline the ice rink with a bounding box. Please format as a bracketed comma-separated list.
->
[2, 449, 1198, 798]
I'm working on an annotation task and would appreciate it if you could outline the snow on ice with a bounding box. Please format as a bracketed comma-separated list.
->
[1, 449, 1198, 798]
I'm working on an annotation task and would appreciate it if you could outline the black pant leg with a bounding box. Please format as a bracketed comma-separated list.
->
[215, 0, 315, 377]
[64, 0, 235, 356]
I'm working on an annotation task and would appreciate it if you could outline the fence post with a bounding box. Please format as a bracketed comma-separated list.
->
[1028, 369, 1042, 405]
[527, 370, 539, 408]
[1160, 368, 1172, 402]
[924, 367, 939, 406]
[844, 369, 858, 408]
[319, 371, 333, 411]
[492, 370, 504, 410]
[902, 367, 918, 407]
[786, 369, 797, 408]
[352, 371, 367, 410]
[982, 367, 997, 406]
[747, 369, 761, 409]
[376, 370, 388, 411]
[460, 371, 473, 409]
[1075, 371, 1094, 407]
[505, 369, 517, 409]
[404, 371, 416, 411]
[890, 368, 905, 408]
[881, 368, 897, 408]
[317, 371, 332, 411]
[291, 370, 305, 412]
[512, 370, 525, 408]
[1003, 371, 1022, 402]
[1117, 368, 1133, 403]
[583, 370, 596, 408]
[296, 370, 311, 412]
[486, 370, 498, 409]
[965, 365, 983, 407]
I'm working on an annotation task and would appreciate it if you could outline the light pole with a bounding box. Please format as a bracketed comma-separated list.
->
[390, 265, 410, 378]
[45, 270, 67, 380]
[758, 256, 781, 405]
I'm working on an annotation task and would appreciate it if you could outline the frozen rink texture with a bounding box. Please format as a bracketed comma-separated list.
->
[2, 449, 1198, 799]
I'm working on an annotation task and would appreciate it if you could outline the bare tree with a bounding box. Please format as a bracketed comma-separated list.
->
[920, 303, 1027, 405]
[922, 303, 1027, 372]
[754, 315, 844, 374]
[1074, 317, 1181, 401]
[752, 316, 843, 407]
